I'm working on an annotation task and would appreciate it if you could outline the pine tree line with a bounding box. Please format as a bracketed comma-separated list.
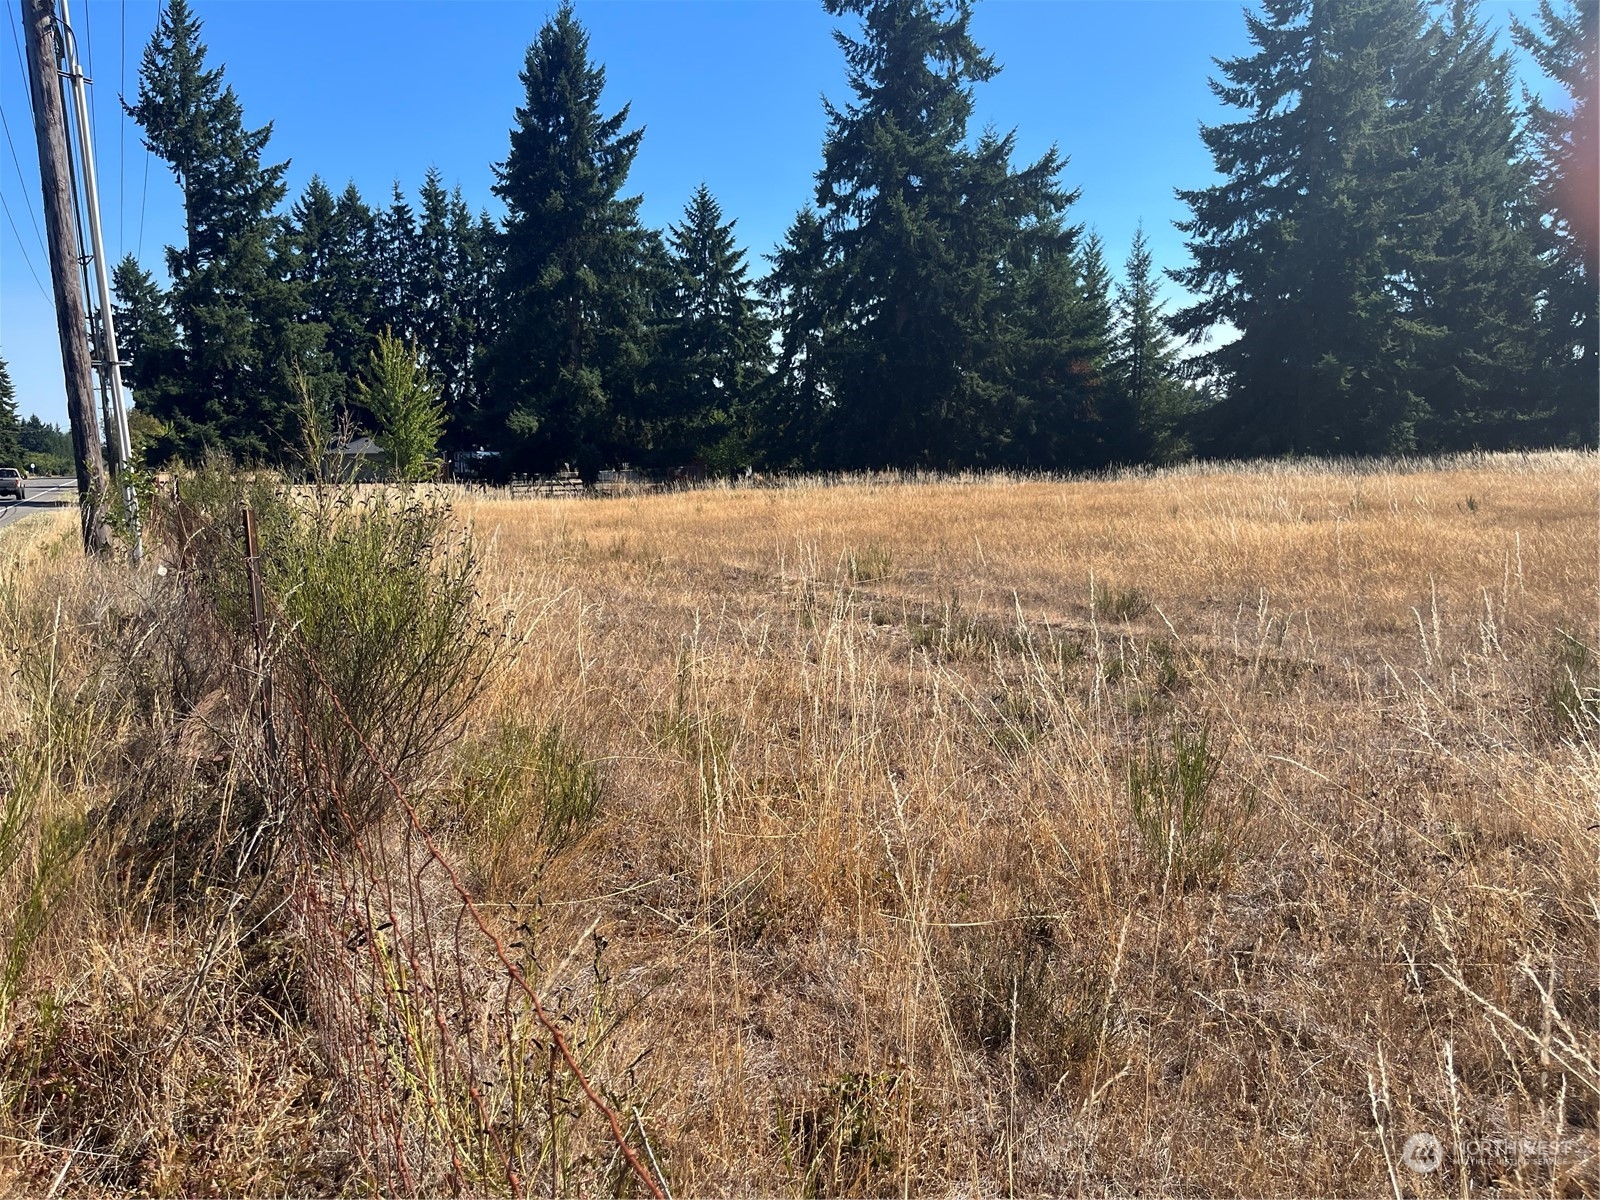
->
[107, 0, 1596, 479]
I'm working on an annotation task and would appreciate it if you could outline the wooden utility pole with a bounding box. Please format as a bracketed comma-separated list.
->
[21, 0, 109, 552]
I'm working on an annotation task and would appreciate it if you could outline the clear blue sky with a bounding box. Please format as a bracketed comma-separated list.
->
[0, 0, 1560, 425]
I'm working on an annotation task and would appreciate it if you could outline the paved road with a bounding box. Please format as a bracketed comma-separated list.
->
[0, 476, 78, 532]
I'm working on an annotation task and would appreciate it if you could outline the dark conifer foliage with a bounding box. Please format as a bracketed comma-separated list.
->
[485, 1, 653, 478]
[375, 184, 421, 340]
[1514, 0, 1598, 446]
[83, 0, 1584, 475]
[286, 177, 380, 414]
[813, 0, 1000, 467]
[0, 357, 22, 468]
[126, 0, 312, 462]
[1174, 0, 1557, 457]
[759, 207, 838, 468]
[1111, 225, 1190, 462]
[1172, 0, 1433, 456]
[653, 184, 770, 471]
[111, 255, 186, 456]
[1400, 2, 1546, 449]
[799, 0, 1106, 470]
[361, 173, 497, 444]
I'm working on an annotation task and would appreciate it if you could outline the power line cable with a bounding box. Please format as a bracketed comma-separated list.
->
[0, 107, 48, 259]
[135, 0, 159, 261]
[2, 1, 49, 261]
[0, 190, 51, 300]
[136, 136, 148, 258]
[80, 0, 100, 168]
[119, 0, 125, 260]
[4, 1, 28, 89]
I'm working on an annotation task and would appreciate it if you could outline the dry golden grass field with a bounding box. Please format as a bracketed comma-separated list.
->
[0, 451, 1595, 1197]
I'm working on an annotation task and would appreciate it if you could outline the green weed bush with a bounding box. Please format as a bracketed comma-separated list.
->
[1127, 720, 1254, 890]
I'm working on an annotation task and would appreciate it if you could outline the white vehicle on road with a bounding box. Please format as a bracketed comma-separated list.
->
[0, 469, 24, 502]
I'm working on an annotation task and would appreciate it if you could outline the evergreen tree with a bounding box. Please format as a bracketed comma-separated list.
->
[418, 174, 496, 441]
[19, 416, 71, 463]
[127, 0, 312, 462]
[485, 2, 652, 478]
[808, 0, 1098, 469]
[1514, 0, 1598, 445]
[758, 207, 838, 468]
[357, 332, 447, 481]
[1401, 1, 1545, 450]
[287, 177, 380, 415]
[813, 0, 999, 467]
[0, 357, 22, 468]
[1174, 0, 1552, 456]
[654, 184, 769, 470]
[445, 198, 501, 443]
[1111, 224, 1190, 462]
[1074, 231, 1135, 462]
[361, 176, 496, 449]
[111, 255, 186, 461]
[972, 199, 1119, 472]
[1172, 0, 1434, 456]
[374, 183, 421, 342]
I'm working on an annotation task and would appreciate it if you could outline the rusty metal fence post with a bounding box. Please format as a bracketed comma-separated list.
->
[242, 506, 277, 758]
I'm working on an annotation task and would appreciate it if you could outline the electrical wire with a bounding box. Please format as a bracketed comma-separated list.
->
[135, 0, 159, 260]
[119, 0, 125, 258]
[4, 2, 27, 85]
[81, 0, 101, 173]
[0, 106, 48, 259]
[0, 190, 50, 300]
[2, 3, 49, 262]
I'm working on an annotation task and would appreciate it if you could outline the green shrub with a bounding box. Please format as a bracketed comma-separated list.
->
[452, 720, 603, 896]
[1548, 629, 1599, 735]
[1127, 720, 1253, 890]
[1095, 582, 1151, 623]
[155, 466, 498, 846]
[846, 542, 894, 583]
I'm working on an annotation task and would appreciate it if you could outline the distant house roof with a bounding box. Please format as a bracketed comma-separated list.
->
[329, 436, 383, 457]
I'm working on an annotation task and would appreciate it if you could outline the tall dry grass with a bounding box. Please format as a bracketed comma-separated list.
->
[0, 450, 1594, 1196]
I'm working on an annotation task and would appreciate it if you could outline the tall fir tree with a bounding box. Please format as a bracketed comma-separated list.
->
[417, 173, 496, 441]
[111, 255, 185, 458]
[759, 207, 838, 468]
[0, 357, 22, 468]
[1399, 1, 1545, 450]
[485, 1, 652, 478]
[813, 0, 998, 467]
[1073, 231, 1135, 463]
[807, 0, 1101, 469]
[126, 0, 311, 462]
[1172, 0, 1434, 456]
[654, 184, 770, 470]
[1174, 0, 1553, 456]
[375, 183, 421, 342]
[1514, 0, 1598, 445]
[360, 176, 496, 449]
[1111, 224, 1189, 462]
[286, 176, 380, 416]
